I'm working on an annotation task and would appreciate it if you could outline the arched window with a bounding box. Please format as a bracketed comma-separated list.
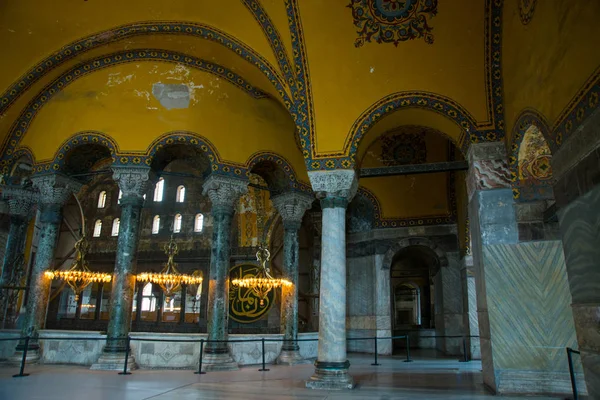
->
[154, 177, 164, 202]
[97, 191, 107, 208]
[141, 283, 157, 312]
[194, 213, 204, 233]
[118, 189, 123, 204]
[176, 185, 185, 203]
[152, 215, 160, 234]
[173, 214, 182, 233]
[93, 220, 102, 237]
[111, 218, 120, 236]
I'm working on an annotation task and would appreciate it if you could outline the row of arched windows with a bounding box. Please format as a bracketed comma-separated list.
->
[92, 213, 204, 237]
[96, 178, 185, 208]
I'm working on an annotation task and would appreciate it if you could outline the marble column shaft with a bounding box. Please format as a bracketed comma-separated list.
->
[272, 192, 312, 358]
[19, 174, 80, 350]
[202, 175, 248, 356]
[105, 166, 151, 353]
[306, 169, 357, 390]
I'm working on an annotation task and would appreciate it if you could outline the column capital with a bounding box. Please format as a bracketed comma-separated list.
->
[307, 169, 358, 205]
[466, 142, 511, 200]
[202, 174, 249, 210]
[31, 174, 82, 207]
[111, 166, 153, 202]
[271, 191, 313, 227]
[1, 185, 38, 219]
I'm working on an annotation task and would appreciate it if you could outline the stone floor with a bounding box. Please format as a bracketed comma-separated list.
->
[0, 352, 564, 399]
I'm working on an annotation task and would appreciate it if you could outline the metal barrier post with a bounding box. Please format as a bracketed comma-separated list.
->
[567, 348, 579, 400]
[118, 336, 132, 375]
[195, 339, 206, 375]
[371, 337, 380, 366]
[258, 338, 269, 372]
[12, 336, 30, 378]
[404, 335, 412, 363]
[459, 337, 469, 362]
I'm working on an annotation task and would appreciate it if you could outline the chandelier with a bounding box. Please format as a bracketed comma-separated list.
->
[136, 235, 203, 303]
[231, 245, 291, 306]
[45, 235, 112, 301]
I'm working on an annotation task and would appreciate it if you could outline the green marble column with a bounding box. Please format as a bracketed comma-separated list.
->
[14, 174, 81, 363]
[305, 170, 357, 391]
[92, 166, 152, 371]
[201, 174, 248, 371]
[272, 192, 313, 365]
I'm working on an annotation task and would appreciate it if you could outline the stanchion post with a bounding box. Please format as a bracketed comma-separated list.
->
[459, 337, 469, 362]
[567, 348, 579, 400]
[195, 339, 206, 375]
[258, 338, 270, 372]
[12, 336, 30, 378]
[371, 336, 380, 366]
[404, 335, 412, 363]
[118, 336, 132, 376]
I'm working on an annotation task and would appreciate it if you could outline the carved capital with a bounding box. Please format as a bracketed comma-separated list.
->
[307, 169, 358, 202]
[466, 142, 511, 200]
[271, 191, 313, 226]
[31, 174, 82, 207]
[1, 185, 38, 219]
[111, 166, 153, 200]
[202, 174, 249, 210]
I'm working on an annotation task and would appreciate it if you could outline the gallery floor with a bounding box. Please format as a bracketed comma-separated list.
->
[0, 353, 563, 399]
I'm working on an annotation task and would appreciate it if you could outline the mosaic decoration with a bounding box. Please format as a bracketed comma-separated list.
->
[509, 110, 554, 201]
[228, 263, 275, 323]
[0, 22, 289, 116]
[519, 0, 537, 25]
[551, 68, 600, 152]
[380, 130, 427, 166]
[347, 0, 438, 47]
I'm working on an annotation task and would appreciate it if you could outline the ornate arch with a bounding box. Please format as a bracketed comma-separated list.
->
[245, 151, 311, 194]
[509, 109, 554, 201]
[382, 237, 449, 271]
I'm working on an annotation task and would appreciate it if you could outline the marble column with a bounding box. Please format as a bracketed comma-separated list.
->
[309, 211, 322, 332]
[91, 166, 152, 371]
[552, 108, 600, 398]
[14, 174, 81, 363]
[0, 185, 37, 328]
[272, 192, 313, 365]
[306, 170, 357, 390]
[201, 174, 248, 371]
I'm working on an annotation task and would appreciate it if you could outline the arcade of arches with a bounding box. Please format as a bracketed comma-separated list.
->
[0, 0, 599, 397]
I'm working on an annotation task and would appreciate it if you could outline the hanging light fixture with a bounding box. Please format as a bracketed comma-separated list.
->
[44, 189, 113, 301]
[136, 235, 203, 303]
[231, 245, 291, 306]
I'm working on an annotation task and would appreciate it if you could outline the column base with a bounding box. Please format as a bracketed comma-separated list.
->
[305, 360, 354, 390]
[276, 348, 310, 366]
[7, 346, 41, 365]
[90, 351, 137, 371]
[201, 350, 239, 372]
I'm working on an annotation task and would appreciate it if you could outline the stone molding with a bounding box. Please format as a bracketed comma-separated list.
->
[271, 192, 314, 224]
[31, 174, 82, 206]
[111, 166, 153, 199]
[466, 142, 511, 200]
[381, 237, 449, 271]
[1, 185, 38, 218]
[202, 174, 249, 209]
[307, 169, 358, 201]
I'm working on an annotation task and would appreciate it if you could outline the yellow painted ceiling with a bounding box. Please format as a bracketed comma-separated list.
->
[0, 0, 283, 93]
[503, 0, 600, 143]
[18, 62, 308, 182]
[299, 0, 486, 154]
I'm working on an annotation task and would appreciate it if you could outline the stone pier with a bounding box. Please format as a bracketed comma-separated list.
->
[272, 191, 313, 365]
[201, 174, 248, 371]
[306, 170, 357, 390]
[92, 166, 152, 371]
[13, 174, 80, 363]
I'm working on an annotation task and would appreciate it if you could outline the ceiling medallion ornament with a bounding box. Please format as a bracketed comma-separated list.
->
[519, 0, 537, 25]
[380, 131, 427, 166]
[347, 0, 438, 47]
